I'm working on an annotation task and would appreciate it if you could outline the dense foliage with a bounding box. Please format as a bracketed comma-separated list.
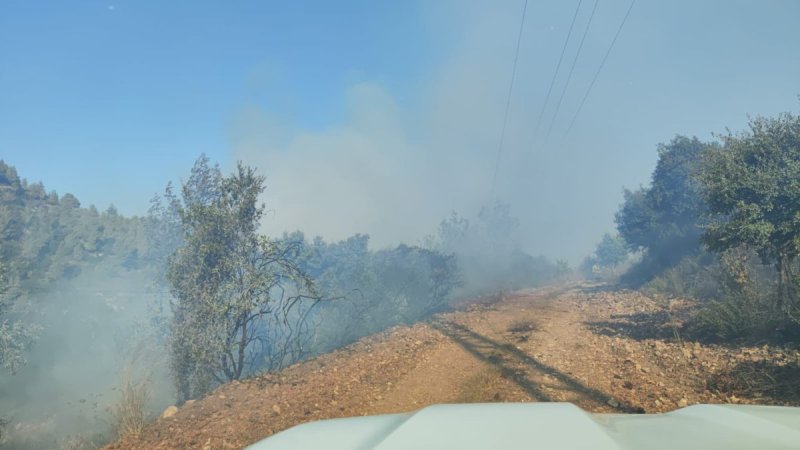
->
[158, 156, 467, 401]
[0, 161, 169, 448]
[0, 264, 37, 374]
[700, 113, 800, 320]
[284, 232, 462, 355]
[0, 160, 154, 377]
[612, 112, 800, 340]
[615, 136, 714, 281]
[161, 157, 322, 402]
[580, 233, 630, 279]
[0, 161, 150, 291]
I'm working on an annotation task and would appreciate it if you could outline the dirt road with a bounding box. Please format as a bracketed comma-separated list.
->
[105, 283, 800, 450]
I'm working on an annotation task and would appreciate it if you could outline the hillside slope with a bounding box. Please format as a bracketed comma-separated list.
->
[105, 283, 800, 450]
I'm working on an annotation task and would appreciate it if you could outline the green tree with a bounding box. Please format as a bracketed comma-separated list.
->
[288, 232, 461, 355]
[700, 112, 800, 318]
[0, 264, 38, 374]
[616, 136, 714, 277]
[580, 233, 629, 279]
[594, 233, 629, 268]
[165, 156, 319, 401]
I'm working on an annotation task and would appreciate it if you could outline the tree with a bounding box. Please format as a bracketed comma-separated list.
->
[700, 112, 800, 318]
[594, 233, 629, 268]
[165, 156, 319, 401]
[580, 233, 629, 279]
[0, 263, 38, 374]
[616, 136, 714, 276]
[429, 202, 559, 294]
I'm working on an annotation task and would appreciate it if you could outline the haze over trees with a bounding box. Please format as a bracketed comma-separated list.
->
[147, 155, 562, 406]
[0, 149, 568, 448]
[427, 202, 568, 295]
[0, 263, 37, 375]
[580, 233, 630, 278]
[0, 161, 153, 378]
[0, 160, 166, 448]
[615, 136, 713, 280]
[5, 108, 798, 447]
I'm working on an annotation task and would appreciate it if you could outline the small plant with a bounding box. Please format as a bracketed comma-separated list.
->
[58, 434, 102, 450]
[687, 292, 773, 341]
[686, 248, 783, 342]
[506, 319, 538, 334]
[110, 342, 155, 440]
[110, 374, 151, 439]
[0, 416, 8, 444]
[456, 367, 504, 403]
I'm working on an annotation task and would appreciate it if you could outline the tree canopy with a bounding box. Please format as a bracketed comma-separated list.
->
[700, 113, 800, 317]
[0, 264, 38, 374]
[616, 136, 715, 277]
[164, 156, 320, 401]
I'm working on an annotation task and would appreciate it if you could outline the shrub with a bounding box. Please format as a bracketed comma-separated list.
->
[111, 375, 150, 439]
[687, 291, 773, 341]
[640, 254, 718, 300]
[685, 248, 794, 341]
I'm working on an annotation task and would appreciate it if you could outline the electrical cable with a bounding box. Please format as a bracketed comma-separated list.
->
[532, 0, 584, 137]
[490, 0, 529, 197]
[543, 0, 599, 144]
[562, 0, 636, 141]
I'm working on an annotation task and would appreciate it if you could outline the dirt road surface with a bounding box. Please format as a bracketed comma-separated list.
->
[104, 283, 800, 450]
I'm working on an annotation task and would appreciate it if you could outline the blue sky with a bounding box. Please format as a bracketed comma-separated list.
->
[0, 1, 435, 205]
[2, 1, 799, 260]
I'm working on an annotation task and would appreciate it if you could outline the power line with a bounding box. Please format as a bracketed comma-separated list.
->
[533, 0, 583, 137]
[563, 0, 636, 141]
[543, 0, 599, 144]
[490, 0, 529, 197]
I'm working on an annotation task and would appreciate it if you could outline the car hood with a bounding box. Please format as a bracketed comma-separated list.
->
[245, 402, 800, 450]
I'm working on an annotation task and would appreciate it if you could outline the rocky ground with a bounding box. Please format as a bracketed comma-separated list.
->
[103, 283, 800, 450]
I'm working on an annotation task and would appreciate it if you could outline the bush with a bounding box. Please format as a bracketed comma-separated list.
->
[0, 263, 39, 374]
[292, 234, 462, 355]
[687, 291, 774, 341]
[111, 375, 150, 439]
[684, 247, 797, 341]
[159, 157, 322, 401]
[57, 434, 103, 450]
[640, 254, 718, 299]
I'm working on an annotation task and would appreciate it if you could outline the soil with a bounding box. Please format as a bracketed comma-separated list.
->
[103, 283, 800, 450]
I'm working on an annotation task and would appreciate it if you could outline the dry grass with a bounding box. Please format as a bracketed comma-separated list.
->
[111, 374, 151, 439]
[506, 319, 539, 334]
[0, 416, 7, 446]
[710, 357, 800, 403]
[108, 339, 160, 440]
[455, 367, 505, 403]
[58, 434, 102, 450]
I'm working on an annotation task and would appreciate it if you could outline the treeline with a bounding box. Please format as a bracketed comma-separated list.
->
[427, 204, 569, 296]
[0, 162, 151, 289]
[0, 155, 566, 388]
[0, 161, 156, 375]
[0, 155, 564, 445]
[590, 112, 800, 342]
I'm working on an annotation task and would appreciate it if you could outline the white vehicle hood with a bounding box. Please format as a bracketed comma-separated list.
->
[246, 402, 800, 450]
